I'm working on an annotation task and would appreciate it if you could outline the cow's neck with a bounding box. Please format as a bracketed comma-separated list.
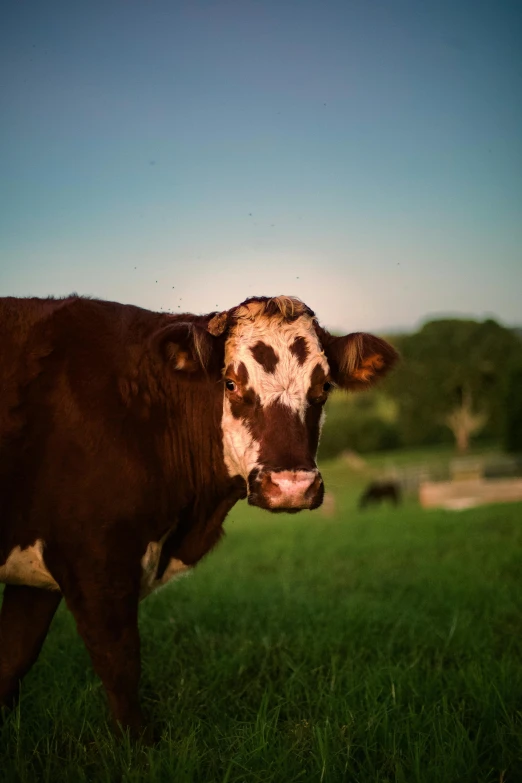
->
[149, 371, 230, 493]
[141, 370, 245, 541]
[166, 480, 245, 566]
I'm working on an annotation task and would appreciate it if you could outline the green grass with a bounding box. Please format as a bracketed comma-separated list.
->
[1, 456, 521, 782]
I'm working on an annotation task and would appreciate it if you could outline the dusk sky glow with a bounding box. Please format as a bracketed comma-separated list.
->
[2, 0, 521, 333]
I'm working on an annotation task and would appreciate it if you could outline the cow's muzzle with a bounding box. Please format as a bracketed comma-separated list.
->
[248, 469, 324, 512]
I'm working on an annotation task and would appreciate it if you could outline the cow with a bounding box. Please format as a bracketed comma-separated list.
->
[358, 480, 402, 509]
[0, 294, 398, 735]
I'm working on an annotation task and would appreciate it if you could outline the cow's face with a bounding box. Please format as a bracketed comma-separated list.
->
[220, 299, 329, 511]
[156, 296, 398, 512]
[212, 297, 398, 512]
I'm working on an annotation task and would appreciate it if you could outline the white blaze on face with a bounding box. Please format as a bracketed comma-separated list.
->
[221, 396, 261, 481]
[220, 302, 330, 481]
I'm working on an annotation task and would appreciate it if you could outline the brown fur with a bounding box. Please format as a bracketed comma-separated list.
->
[0, 296, 234, 735]
[289, 335, 310, 365]
[250, 341, 279, 374]
[0, 294, 398, 736]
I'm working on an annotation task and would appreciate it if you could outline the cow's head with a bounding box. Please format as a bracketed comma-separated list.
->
[156, 296, 398, 511]
[209, 296, 397, 512]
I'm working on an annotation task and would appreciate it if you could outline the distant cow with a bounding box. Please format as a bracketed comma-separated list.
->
[359, 481, 402, 509]
[0, 294, 397, 735]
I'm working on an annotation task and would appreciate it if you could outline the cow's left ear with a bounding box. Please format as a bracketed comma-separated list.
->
[321, 331, 399, 390]
[151, 322, 221, 374]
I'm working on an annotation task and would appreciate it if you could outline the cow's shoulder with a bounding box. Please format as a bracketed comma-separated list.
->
[0, 296, 78, 452]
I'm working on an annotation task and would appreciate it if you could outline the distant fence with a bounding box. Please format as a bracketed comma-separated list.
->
[387, 455, 522, 497]
[352, 453, 522, 509]
[339, 450, 522, 509]
[419, 477, 522, 510]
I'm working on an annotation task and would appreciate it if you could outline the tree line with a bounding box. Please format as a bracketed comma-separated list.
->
[319, 317, 522, 458]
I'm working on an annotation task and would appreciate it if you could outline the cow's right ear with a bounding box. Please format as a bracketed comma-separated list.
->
[207, 310, 230, 336]
[151, 322, 221, 374]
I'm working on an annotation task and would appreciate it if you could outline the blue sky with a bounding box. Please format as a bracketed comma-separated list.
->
[2, 0, 521, 333]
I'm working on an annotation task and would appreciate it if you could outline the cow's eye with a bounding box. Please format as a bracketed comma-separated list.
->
[323, 382, 332, 392]
[225, 379, 237, 392]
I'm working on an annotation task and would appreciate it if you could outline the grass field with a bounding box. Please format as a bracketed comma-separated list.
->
[1, 453, 521, 782]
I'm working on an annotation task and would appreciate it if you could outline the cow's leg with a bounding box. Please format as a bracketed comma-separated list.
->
[63, 577, 144, 736]
[0, 584, 62, 707]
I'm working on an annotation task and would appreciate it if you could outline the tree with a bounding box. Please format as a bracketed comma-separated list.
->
[444, 387, 487, 453]
[388, 318, 522, 451]
[319, 387, 400, 458]
[503, 362, 522, 453]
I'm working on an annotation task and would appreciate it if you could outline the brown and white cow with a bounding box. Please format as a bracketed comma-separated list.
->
[0, 294, 397, 734]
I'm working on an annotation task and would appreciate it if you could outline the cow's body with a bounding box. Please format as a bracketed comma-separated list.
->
[0, 294, 397, 734]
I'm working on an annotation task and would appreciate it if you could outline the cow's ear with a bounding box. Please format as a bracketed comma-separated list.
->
[207, 310, 230, 336]
[152, 322, 219, 373]
[322, 331, 399, 390]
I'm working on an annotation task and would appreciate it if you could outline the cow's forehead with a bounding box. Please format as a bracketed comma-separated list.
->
[224, 311, 330, 414]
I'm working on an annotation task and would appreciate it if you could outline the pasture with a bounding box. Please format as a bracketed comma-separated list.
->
[1, 455, 521, 782]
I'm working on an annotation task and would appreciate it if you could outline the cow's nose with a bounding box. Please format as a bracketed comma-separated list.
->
[269, 470, 316, 496]
[262, 469, 323, 509]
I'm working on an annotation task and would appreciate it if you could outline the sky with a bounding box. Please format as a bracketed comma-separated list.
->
[1, 0, 521, 334]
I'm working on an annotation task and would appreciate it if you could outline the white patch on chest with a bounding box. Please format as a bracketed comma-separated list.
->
[0, 538, 192, 599]
[140, 536, 191, 600]
[0, 540, 60, 591]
